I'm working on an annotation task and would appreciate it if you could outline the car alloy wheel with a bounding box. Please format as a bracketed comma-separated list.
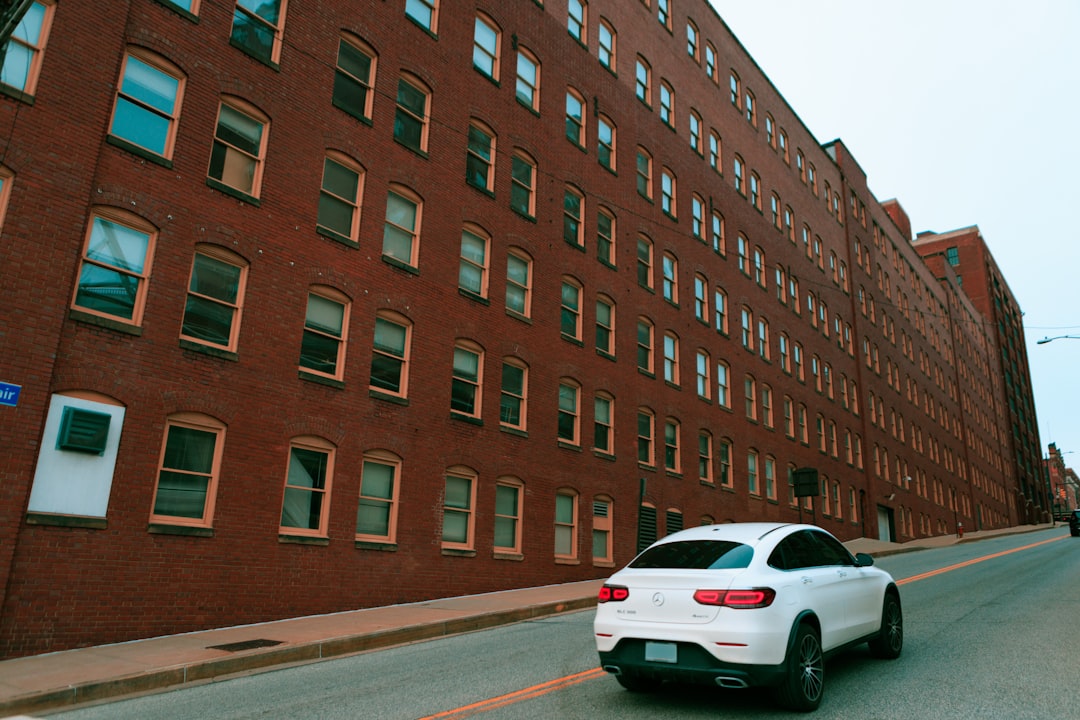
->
[868, 593, 903, 659]
[778, 623, 824, 711]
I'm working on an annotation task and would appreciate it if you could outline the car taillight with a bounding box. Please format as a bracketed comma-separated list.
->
[693, 588, 776, 609]
[598, 584, 629, 603]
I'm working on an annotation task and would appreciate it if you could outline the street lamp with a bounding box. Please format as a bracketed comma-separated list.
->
[1037, 335, 1080, 345]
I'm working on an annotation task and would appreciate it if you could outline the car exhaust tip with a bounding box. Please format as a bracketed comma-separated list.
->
[715, 676, 749, 689]
[602, 665, 622, 675]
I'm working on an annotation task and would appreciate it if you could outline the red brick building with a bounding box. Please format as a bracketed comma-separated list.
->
[0, 0, 1040, 657]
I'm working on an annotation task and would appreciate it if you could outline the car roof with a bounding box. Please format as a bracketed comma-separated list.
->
[655, 522, 815, 545]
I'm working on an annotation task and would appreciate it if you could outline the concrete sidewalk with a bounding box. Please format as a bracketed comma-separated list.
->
[0, 523, 1058, 718]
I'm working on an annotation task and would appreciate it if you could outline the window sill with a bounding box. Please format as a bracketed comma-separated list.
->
[0, 82, 34, 105]
[26, 512, 106, 529]
[356, 540, 397, 552]
[369, 389, 409, 406]
[107, 135, 173, 168]
[279, 534, 329, 546]
[229, 37, 281, 71]
[494, 551, 524, 562]
[593, 450, 615, 462]
[506, 308, 531, 324]
[317, 225, 360, 249]
[450, 412, 483, 427]
[393, 136, 430, 159]
[557, 440, 582, 453]
[299, 370, 345, 389]
[382, 254, 420, 275]
[458, 287, 490, 305]
[555, 557, 581, 566]
[68, 309, 142, 336]
[180, 339, 238, 362]
[206, 177, 260, 206]
[442, 547, 477, 558]
[500, 425, 528, 439]
[148, 523, 214, 537]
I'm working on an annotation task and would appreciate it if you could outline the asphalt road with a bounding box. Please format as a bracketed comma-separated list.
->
[45, 527, 1080, 720]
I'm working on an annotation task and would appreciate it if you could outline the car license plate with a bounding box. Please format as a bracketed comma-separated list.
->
[645, 641, 677, 664]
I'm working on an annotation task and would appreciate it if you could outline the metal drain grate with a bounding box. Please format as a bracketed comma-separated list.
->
[207, 638, 284, 652]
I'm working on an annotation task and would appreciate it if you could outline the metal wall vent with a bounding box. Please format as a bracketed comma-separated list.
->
[56, 407, 111, 455]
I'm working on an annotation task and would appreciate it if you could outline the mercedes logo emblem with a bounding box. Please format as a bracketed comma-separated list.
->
[652, 592, 665, 606]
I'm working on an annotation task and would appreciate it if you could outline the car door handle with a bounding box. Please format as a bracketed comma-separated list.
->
[801, 576, 813, 584]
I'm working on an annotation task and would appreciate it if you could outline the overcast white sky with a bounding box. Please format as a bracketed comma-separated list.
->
[709, 0, 1080, 466]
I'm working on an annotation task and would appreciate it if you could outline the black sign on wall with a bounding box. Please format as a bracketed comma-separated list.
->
[792, 467, 819, 498]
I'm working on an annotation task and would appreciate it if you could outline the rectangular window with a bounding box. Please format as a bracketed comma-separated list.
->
[560, 281, 581, 339]
[318, 155, 362, 241]
[0, 0, 53, 96]
[598, 20, 615, 69]
[555, 492, 578, 558]
[663, 333, 678, 385]
[563, 187, 583, 247]
[500, 360, 527, 428]
[73, 212, 154, 324]
[333, 37, 374, 121]
[510, 154, 535, 217]
[515, 49, 539, 109]
[151, 417, 223, 525]
[230, 0, 285, 64]
[637, 410, 654, 465]
[506, 251, 531, 316]
[394, 77, 429, 152]
[451, 345, 482, 417]
[567, 0, 586, 42]
[716, 363, 729, 408]
[459, 228, 488, 296]
[370, 316, 409, 395]
[110, 53, 183, 158]
[181, 249, 245, 350]
[566, 90, 584, 146]
[594, 394, 613, 453]
[592, 499, 612, 562]
[299, 290, 347, 379]
[595, 298, 614, 355]
[597, 209, 615, 265]
[636, 149, 652, 198]
[280, 441, 331, 536]
[472, 15, 499, 79]
[357, 454, 398, 542]
[664, 420, 679, 472]
[558, 381, 580, 444]
[208, 101, 267, 197]
[494, 482, 522, 552]
[698, 432, 713, 482]
[466, 123, 495, 192]
[442, 472, 474, 548]
[719, 439, 731, 487]
[598, 116, 615, 170]
[405, 0, 437, 32]
[662, 254, 677, 303]
[636, 320, 653, 373]
[382, 189, 420, 266]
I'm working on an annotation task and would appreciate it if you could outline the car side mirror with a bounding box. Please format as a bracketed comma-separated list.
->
[853, 552, 875, 567]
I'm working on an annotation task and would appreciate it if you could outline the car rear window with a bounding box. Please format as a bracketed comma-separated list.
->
[629, 540, 753, 570]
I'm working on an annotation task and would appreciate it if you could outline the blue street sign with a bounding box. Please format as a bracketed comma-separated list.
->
[0, 382, 21, 407]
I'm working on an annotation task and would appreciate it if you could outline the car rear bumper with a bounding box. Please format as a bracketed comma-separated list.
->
[597, 638, 787, 689]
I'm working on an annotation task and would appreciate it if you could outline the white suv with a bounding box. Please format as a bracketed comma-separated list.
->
[594, 523, 902, 711]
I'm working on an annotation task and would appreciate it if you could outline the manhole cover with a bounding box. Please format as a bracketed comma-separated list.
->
[207, 639, 284, 652]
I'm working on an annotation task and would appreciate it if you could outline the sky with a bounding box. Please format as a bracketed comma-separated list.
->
[708, 0, 1080, 465]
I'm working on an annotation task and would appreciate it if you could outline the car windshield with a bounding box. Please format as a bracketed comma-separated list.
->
[629, 540, 753, 570]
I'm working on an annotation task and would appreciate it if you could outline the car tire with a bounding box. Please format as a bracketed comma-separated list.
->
[615, 672, 661, 693]
[776, 623, 824, 712]
[867, 592, 904, 659]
